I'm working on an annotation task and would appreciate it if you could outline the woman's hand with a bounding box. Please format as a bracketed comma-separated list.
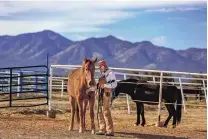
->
[100, 84, 104, 89]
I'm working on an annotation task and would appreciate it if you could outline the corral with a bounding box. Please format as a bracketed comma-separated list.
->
[0, 64, 206, 139]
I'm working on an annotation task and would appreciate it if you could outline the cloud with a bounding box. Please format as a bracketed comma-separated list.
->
[72, 35, 88, 41]
[0, 1, 205, 35]
[0, 10, 135, 35]
[167, 17, 188, 20]
[116, 36, 126, 40]
[0, 20, 63, 35]
[151, 36, 166, 46]
[144, 7, 201, 13]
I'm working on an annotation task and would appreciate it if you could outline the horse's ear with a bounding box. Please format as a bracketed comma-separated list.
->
[83, 56, 87, 63]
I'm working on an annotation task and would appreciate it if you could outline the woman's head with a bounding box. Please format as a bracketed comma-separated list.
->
[98, 60, 108, 73]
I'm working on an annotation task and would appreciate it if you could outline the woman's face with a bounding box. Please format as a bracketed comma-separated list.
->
[99, 65, 105, 73]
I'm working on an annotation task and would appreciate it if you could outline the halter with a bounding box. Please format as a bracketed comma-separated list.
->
[117, 81, 139, 95]
[134, 83, 139, 94]
[85, 61, 90, 69]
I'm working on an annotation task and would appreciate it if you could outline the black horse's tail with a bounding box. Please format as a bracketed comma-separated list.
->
[176, 89, 182, 124]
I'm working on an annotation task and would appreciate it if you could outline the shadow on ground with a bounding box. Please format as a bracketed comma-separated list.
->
[16, 109, 64, 115]
[115, 131, 188, 139]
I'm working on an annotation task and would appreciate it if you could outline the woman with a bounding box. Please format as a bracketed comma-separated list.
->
[96, 60, 117, 136]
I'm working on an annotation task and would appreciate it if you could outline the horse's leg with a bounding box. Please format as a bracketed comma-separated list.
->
[134, 102, 141, 126]
[83, 99, 88, 131]
[140, 103, 146, 126]
[89, 94, 95, 134]
[199, 91, 203, 102]
[163, 104, 172, 127]
[77, 98, 84, 133]
[169, 104, 177, 128]
[69, 96, 76, 131]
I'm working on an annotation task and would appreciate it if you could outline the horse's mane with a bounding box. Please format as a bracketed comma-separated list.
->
[68, 58, 88, 85]
[119, 78, 147, 83]
[118, 78, 178, 92]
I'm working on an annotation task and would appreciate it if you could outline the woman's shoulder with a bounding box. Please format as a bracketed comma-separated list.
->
[105, 69, 114, 74]
[105, 69, 116, 78]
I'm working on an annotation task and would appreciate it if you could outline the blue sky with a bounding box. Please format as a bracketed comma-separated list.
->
[0, 0, 206, 50]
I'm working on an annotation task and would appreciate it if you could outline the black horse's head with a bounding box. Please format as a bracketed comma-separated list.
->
[112, 78, 140, 101]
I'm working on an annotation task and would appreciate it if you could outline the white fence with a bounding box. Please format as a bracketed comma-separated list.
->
[49, 64, 207, 123]
[1, 65, 206, 109]
[51, 73, 207, 96]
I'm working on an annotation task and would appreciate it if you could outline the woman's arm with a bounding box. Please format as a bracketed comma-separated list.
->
[104, 71, 117, 88]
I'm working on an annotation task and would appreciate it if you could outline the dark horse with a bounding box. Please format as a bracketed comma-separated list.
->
[112, 78, 182, 128]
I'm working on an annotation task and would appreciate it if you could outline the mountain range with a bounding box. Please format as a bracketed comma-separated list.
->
[0, 30, 206, 73]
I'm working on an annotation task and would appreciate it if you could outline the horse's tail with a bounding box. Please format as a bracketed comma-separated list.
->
[75, 101, 80, 124]
[176, 88, 182, 124]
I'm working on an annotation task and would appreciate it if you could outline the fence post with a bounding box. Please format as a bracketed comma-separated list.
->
[179, 78, 187, 113]
[61, 80, 64, 97]
[202, 79, 207, 105]
[20, 71, 23, 93]
[157, 72, 163, 126]
[9, 68, 12, 107]
[35, 72, 38, 92]
[1, 79, 3, 92]
[153, 76, 156, 84]
[17, 73, 20, 98]
[7, 78, 10, 92]
[49, 67, 53, 111]
[124, 74, 131, 114]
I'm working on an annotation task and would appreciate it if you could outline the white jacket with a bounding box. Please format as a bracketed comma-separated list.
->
[101, 69, 117, 89]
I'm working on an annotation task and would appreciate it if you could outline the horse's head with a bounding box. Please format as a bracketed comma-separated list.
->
[121, 78, 147, 84]
[112, 78, 140, 101]
[82, 56, 97, 88]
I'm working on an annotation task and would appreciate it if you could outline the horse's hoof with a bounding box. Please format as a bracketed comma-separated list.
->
[172, 125, 176, 128]
[91, 129, 95, 134]
[68, 127, 73, 131]
[141, 123, 145, 127]
[79, 129, 83, 133]
[134, 123, 139, 126]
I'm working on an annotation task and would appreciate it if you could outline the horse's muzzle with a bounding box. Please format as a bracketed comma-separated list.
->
[86, 86, 96, 93]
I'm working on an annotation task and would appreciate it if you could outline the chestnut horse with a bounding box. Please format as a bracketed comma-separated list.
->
[67, 57, 97, 134]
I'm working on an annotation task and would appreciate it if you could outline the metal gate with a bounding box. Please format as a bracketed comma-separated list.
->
[0, 65, 48, 108]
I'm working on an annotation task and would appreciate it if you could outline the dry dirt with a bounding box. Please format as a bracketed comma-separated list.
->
[0, 92, 206, 139]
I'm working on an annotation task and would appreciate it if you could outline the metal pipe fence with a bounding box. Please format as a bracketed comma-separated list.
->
[0, 65, 49, 108]
[49, 64, 207, 120]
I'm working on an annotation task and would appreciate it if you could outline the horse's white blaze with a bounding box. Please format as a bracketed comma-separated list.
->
[87, 80, 91, 88]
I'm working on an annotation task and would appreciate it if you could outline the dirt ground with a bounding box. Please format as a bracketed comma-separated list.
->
[0, 92, 206, 139]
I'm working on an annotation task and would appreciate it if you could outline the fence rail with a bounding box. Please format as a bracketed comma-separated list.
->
[1, 64, 206, 115]
[49, 64, 207, 119]
[0, 65, 49, 108]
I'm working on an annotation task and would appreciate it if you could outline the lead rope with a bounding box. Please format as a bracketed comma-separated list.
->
[110, 89, 116, 107]
[97, 88, 100, 128]
[97, 87, 104, 128]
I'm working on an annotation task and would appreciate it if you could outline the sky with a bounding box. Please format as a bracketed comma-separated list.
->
[0, 0, 207, 50]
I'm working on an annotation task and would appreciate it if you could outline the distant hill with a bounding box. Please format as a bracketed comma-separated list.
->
[0, 30, 206, 73]
[0, 30, 73, 67]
